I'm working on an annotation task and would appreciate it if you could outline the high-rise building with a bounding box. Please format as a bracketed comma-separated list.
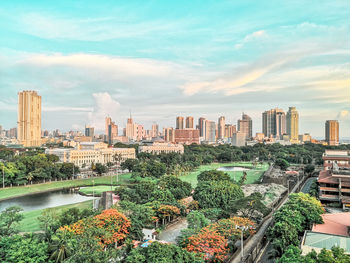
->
[152, 124, 159, 138]
[325, 120, 339, 146]
[232, 131, 247, 147]
[185, 116, 194, 129]
[85, 125, 94, 137]
[262, 108, 285, 138]
[218, 116, 225, 139]
[105, 117, 118, 144]
[126, 117, 138, 141]
[242, 113, 253, 139]
[286, 107, 299, 143]
[205, 120, 216, 143]
[198, 117, 206, 137]
[174, 129, 200, 145]
[18, 90, 42, 147]
[176, 116, 184, 130]
[224, 124, 236, 138]
[164, 127, 175, 143]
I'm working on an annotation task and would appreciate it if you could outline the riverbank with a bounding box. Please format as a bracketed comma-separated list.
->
[180, 162, 269, 187]
[0, 173, 132, 201]
[79, 185, 116, 196]
[19, 200, 92, 232]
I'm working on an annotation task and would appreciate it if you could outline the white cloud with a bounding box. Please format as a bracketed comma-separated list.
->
[43, 106, 93, 112]
[337, 110, 350, 119]
[235, 30, 267, 49]
[87, 92, 121, 131]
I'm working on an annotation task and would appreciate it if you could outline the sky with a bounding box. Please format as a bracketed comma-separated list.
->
[0, 0, 349, 138]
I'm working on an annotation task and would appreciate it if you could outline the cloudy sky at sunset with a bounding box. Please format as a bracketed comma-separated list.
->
[1, 1, 349, 138]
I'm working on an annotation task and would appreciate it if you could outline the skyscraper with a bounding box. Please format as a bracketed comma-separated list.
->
[205, 120, 216, 143]
[286, 107, 299, 143]
[85, 125, 94, 137]
[176, 116, 184, 129]
[198, 117, 206, 137]
[18, 90, 42, 147]
[105, 117, 118, 144]
[151, 124, 159, 137]
[186, 116, 194, 129]
[218, 116, 225, 139]
[325, 120, 339, 146]
[262, 108, 285, 138]
[242, 113, 252, 139]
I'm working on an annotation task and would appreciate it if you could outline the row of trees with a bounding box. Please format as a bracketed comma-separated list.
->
[268, 193, 325, 258]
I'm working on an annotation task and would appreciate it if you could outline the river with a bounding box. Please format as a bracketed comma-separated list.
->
[217, 166, 251, 172]
[0, 189, 96, 212]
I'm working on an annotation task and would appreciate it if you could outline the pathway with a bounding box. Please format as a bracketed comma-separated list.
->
[158, 218, 188, 243]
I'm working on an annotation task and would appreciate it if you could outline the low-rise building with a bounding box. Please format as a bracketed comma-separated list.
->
[138, 142, 184, 154]
[318, 150, 350, 209]
[45, 142, 136, 168]
[301, 213, 350, 255]
[174, 129, 200, 145]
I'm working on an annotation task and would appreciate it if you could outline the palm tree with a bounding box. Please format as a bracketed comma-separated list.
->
[49, 231, 73, 263]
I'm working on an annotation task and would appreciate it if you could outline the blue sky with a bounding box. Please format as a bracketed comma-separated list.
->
[0, 0, 349, 138]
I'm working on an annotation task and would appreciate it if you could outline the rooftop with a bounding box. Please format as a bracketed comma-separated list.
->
[303, 231, 350, 254]
[312, 213, 350, 236]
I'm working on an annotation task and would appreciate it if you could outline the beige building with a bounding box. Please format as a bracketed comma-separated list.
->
[286, 107, 299, 143]
[218, 116, 225, 139]
[232, 131, 247, 147]
[325, 120, 339, 146]
[176, 116, 184, 130]
[185, 116, 194, 129]
[17, 90, 42, 147]
[46, 142, 136, 168]
[139, 142, 184, 154]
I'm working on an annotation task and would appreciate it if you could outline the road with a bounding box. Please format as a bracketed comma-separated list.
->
[300, 177, 317, 193]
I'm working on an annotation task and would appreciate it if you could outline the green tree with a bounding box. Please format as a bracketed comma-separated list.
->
[197, 170, 231, 183]
[193, 180, 244, 212]
[159, 175, 192, 200]
[49, 230, 75, 263]
[125, 241, 204, 263]
[0, 206, 24, 236]
[230, 192, 270, 219]
[275, 158, 290, 170]
[0, 234, 49, 263]
[121, 158, 139, 172]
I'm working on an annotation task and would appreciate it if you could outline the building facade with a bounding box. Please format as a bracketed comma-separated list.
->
[318, 150, 350, 210]
[176, 116, 184, 130]
[262, 108, 285, 139]
[205, 120, 216, 143]
[138, 142, 184, 154]
[174, 129, 200, 145]
[325, 120, 339, 146]
[46, 142, 136, 168]
[17, 90, 42, 147]
[185, 116, 194, 129]
[218, 116, 225, 139]
[286, 107, 299, 143]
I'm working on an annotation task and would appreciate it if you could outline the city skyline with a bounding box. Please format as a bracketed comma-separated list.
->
[0, 1, 350, 137]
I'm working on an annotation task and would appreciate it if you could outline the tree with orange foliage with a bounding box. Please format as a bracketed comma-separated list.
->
[61, 209, 130, 248]
[186, 228, 228, 262]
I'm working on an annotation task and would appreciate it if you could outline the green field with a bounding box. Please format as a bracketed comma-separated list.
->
[0, 173, 131, 201]
[79, 185, 117, 196]
[19, 201, 92, 232]
[179, 162, 269, 187]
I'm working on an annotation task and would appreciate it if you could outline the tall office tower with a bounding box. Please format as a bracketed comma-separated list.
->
[18, 90, 42, 147]
[325, 120, 339, 146]
[218, 116, 225, 139]
[198, 117, 206, 137]
[205, 120, 216, 143]
[85, 125, 94, 137]
[225, 124, 236, 138]
[105, 117, 118, 144]
[242, 113, 253, 139]
[164, 127, 175, 143]
[286, 107, 299, 143]
[151, 124, 159, 137]
[126, 117, 137, 141]
[176, 116, 184, 129]
[262, 108, 285, 138]
[185, 116, 194, 129]
[275, 110, 286, 139]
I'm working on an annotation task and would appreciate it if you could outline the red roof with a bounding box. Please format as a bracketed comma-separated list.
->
[312, 213, 350, 237]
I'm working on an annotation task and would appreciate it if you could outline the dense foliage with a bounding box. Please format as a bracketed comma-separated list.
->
[268, 193, 324, 257]
[125, 242, 204, 263]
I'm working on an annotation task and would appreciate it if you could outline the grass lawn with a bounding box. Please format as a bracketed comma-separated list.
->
[19, 200, 92, 232]
[0, 173, 131, 201]
[79, 185, 117, 196]
[180, 162, 269, 187]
